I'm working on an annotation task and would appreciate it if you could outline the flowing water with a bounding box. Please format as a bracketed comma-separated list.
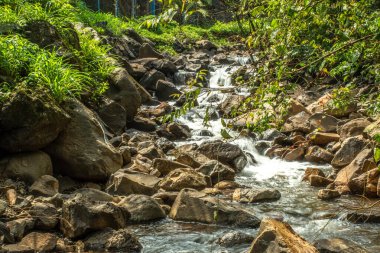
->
[132, 59, 380, 253]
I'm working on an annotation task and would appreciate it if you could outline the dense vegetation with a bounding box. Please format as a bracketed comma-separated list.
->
[0, 0, 244, 103]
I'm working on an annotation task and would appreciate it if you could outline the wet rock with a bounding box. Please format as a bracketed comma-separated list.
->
[331, 136, 369, 168]
[364, 118, 380, 139]
[338, 118, 371, 140]
[346, 208, 380, 223]
[156, 80, 182, 101]
[308, 132, 340, 146]
[159, 168, 208, 191]
[166, 122, 192, 140]
[233, 188, 281, 203]
[216, 231, 254, 247]
[107, 170, 160, 196]
[317, 189, 340, 200]
[118, 194, 166, 223]
[29, 175, 59, 197]
[303, 168, 326, 182]
[170, 189, 260, 227]
[139, 43, 163, 59]
[84, 228, 142, 253]
[0, 151, 53, 184]
[197, 140, 247, 172]
[282, 111, 312, 133]
[151, 59, 177, 75]
[283, 147, 305, 161]
[305, 146, 334, 163]
[46, 99, 122, 182]
[334, 148, 373, 186]
[310, 175, 333, 187]
[314, 238, 368, 253]
[255, 141, 271, 155]
[197, 160, 235, 185]
[153, 158, 191, 176]
[108, 68, 144, 119]
[29, 202, 59, 230]
[139, 69, 166, 91]
[61, 197, 130, 239]
[0, 90, 70, 152]
[309, 113, 339, 133]
[19, 232, 57, 252]
[248, 218, 318, 253]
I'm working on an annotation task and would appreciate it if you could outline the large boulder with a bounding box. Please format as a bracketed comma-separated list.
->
[348, 167, 379, 197]
[107, 68, 143, 120]
[248, 218, 318, 253]
[334, 148, 373, 186]
[0, 151, 53, 183]
[159, 168, 208, 191]
[156, 80, 182, 101]
[118, 194, 166, 223]
[197, 140, 248, 172]
[61, 197, 130, 239]
[97, 97, 127, 134]
[338, 118, 371, 140]
[46, 99, 123, 182]
[331, 136, 368, 168]
[139, 69, 166, 91]
[107, 170, 160, 196]
[84, 228, 142, 253]
[169, 189, 260, 227]
[0, 90, 70, 152]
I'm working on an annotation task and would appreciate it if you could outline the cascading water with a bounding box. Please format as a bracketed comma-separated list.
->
[132, 57, 380, 253]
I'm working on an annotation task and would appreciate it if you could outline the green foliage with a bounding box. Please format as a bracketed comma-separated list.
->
[328, 86, 355, 112]
[28, 51, 91, 102]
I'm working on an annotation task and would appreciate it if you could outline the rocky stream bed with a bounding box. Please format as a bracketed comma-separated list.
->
[0, 24, 380, 253]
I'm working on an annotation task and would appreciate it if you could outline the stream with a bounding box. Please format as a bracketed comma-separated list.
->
[131, 58, 380, 253]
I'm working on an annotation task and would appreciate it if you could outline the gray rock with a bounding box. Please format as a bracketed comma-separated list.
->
[29, 175, 59, 197]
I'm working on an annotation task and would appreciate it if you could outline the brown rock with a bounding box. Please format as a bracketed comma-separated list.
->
[282, 111, 312, 133]
[233, 188, 281, 203]
[107, 171, 160, 196]
[20, 232, 57, 252]
[308, 132, 340, 145]
[303, 168, 326, 181]
[331, 136, 369, 168]
[152, 158, 191, 176]
[338, 118, 371, 140]
[348, 167, 379, 197]
[283, 147, 305, 161]
[159, 168, 208, 191]
[309, 113, 339, 133]
[364, 118, 380, 139]
[248, 218, 318, 253]
[334, 148, 373, 186]
[169, 189, 260, 227]
[317, 189, 340, 200]
[305, 146, 333, 163]
[309, 175, 333, 187]
[29, 175, 59, 197]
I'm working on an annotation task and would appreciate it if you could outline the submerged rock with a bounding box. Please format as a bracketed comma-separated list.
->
[216, 231, 254, 247]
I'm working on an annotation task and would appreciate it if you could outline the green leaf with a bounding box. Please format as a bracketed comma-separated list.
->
[221, 129, 232, 139]
[221, 118, 226, 127]
[374, 147, 380, 163]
